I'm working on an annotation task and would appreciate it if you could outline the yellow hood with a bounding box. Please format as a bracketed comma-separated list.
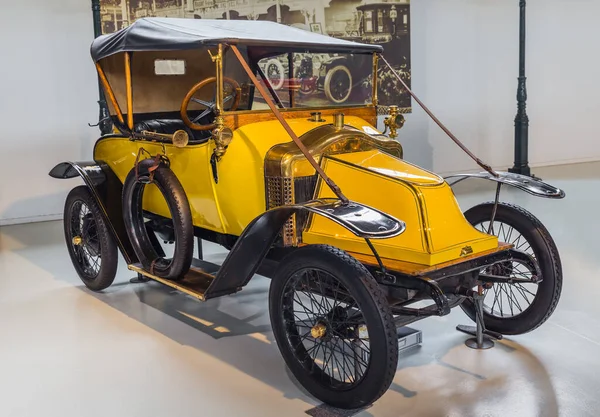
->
[302, 150, 498, 267]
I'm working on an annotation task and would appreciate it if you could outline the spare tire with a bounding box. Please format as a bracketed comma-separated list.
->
[122, 159, 194, 280]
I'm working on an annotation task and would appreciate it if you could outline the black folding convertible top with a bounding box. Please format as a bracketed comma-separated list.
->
[91, 18, 383, 61]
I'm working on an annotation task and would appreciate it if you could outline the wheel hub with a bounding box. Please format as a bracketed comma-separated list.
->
[311, 322, 327, 339]
[487, 261, 513, 276]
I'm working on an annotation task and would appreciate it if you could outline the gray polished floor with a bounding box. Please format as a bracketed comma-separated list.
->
[1, 162, 599, 417]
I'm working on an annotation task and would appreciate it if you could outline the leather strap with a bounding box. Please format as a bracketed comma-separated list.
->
[230, 45, 349, 204]
[134, 148, 163, 183]
[379, 54, 498, 178]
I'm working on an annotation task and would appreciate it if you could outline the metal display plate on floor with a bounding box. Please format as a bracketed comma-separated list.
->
[397, 326, 422, 354]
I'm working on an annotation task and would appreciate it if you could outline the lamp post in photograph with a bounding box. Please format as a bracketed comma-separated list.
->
[390, 5, 397, 37]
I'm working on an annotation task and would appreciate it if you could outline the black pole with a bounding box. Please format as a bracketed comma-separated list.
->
[509, 0, 531, 176]
[91, 0, 113, 135]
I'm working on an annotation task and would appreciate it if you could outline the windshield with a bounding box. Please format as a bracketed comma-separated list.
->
[225, 52, 374, 111]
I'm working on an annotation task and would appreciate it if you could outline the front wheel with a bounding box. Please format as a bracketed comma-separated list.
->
[461, 202, 563, 335]
[269, 245, 398, 409]
[265, 59, 285, 90]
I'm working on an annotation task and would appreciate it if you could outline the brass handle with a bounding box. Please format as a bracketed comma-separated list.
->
[139, 130, 189, 148]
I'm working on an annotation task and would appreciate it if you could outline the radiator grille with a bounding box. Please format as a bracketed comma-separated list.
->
[266, 176, 295, 246]
[266, 177, 284, 208]
[265, 175, 317, 246]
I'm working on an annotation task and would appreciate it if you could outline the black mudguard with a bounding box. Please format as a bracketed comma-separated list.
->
[205, 199, 405, 298]
[50, 163, 405, 295]
[49, 161, 138, 264]
[444, 171, 565, 199]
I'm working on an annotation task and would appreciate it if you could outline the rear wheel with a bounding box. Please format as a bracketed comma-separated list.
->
[64, 186, 118, 291]
[269, 245, 398, 409]
[324, 65, 352, 104]
[461, 203, 562, 335]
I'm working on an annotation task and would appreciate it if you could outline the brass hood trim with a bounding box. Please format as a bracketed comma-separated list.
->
[265, 124, 403, 178]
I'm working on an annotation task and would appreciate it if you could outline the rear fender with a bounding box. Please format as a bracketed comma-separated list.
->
[444, 171, 565, 199]
[49, 161, 138, 264]
[205, 199, 405, 298]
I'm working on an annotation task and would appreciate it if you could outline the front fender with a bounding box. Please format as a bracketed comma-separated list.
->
[49, 161, 138, 264]
[444, 171, 565, 199]
[204, 199, 405, 299]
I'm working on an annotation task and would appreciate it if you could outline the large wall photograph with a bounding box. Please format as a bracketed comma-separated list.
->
[98, 0, 412, 111]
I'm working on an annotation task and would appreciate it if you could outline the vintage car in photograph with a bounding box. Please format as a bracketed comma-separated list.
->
[332, 0, 412, 108]
[258, 52, 367, 104]
[49, 18, 565, 410]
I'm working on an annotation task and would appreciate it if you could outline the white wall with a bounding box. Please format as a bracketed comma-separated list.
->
[0, 0, 99, 225]
[1, 0, 599, 224]
[402, 0, 600, 174]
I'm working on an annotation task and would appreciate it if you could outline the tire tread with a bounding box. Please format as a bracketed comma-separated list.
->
[122, 164, 194, 280]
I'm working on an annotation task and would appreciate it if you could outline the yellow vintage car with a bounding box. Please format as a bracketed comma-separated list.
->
[50, 18, 565, 409]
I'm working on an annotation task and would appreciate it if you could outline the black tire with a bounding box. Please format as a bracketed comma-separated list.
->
[461, 202, 562, 335]
[269, 245, 398, 409]
[64, 186, 118, 291]
[122, 163, 194, 280]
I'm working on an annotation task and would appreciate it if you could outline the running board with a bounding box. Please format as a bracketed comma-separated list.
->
[128, 258, 235, 301]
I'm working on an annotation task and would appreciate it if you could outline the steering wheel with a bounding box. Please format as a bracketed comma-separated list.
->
[180, 77, 241, 131]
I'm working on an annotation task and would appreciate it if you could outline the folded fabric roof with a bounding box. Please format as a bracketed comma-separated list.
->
[91, 18, 383, 61]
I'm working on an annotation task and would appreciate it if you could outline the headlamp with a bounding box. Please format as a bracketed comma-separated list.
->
[213, 126, 234, 148]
